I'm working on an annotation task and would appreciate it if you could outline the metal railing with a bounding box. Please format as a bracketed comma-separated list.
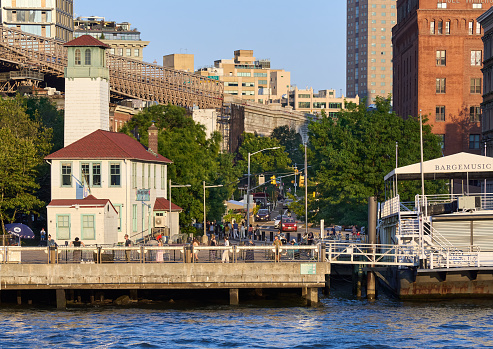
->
[0, 244, 321, 264]
[428, 246, 481, 269]
[325, 242, 418, 266]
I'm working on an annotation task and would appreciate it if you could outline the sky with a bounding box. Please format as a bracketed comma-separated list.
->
[74, 0, 348, 97]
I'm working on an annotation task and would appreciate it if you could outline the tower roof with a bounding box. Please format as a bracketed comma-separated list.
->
[64, 35, 110, 48]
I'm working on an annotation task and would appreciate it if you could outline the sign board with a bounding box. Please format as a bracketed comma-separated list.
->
[300, 263, 316, 275]
[136, 189, 150, 201]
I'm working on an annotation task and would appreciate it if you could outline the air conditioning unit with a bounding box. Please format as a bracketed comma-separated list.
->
[154, 216, 165, 227]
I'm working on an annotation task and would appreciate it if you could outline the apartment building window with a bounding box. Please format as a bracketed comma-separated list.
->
[476, 22, 481, 35]
[470, 106, 481, 122]
[81, 163, 90, 186]
[298, 94, 311, 98]
[469, 134, 480, 149]
[471, 51, 482, 66]
[92, 163, 101, 187]
[258, 80, 267, 85]
[110, 163, 121, 187]
[436, 106, 445, 121]
[61, 163, 72, 187]
[134, 49, 139, 57]
[313, 102, 326, 108]
[254, 73, 267, 77]
[469, 21, 474, 35]
[473, 3, 482, 8]
[224, 82, 238, 86]
[445, 21, 450, 34]
[436, 50, 446, 66]
[437, 21, 443, 35]
[242, 82, 255, 87]
[298, 102, 310, 108]
[74, 49, 81, 65]
[430, 22, 435, 35]
[436, 78, 446, 93]
[242, 91, 255, 96]
[470, 78, 481, 94]
[437, 2, 447, 8]
[329, 103, 342, 108]
[237, 72, 251, 77]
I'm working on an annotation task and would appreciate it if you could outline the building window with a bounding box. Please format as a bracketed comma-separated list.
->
[74, 49, 81, 65]
[254, 73, 268, 77]
[132, 204, 138, 232]
[161, 165, 165, 190]
[469, 21, 474, 35]
[148, 164, 151, 191]
[471, 51, 482, 66]
[469, 134, 480, 149]
[61, 163, 72, 187]
[110, 48, 115, 55]
[237, 72, 251, 77]
[436, 78, 446, 93]
[445, 21, 450, 34]
[298, 102, 310, 108]
[473, 4, 482, 8]
[132, 163, 137, 189]
[258, 80, 267, 85]
[476, 22, 481, 35]
[470, 106, 481, 122]
[81, 163, 90, 185]
[242, 82, 255, 87]
[430, 21, 435, 35]
[436, 106, 445, 121]
[313, 102, 326, 108]
[114, 204, 122, 231]
[56, 215, 70, 240]
[142, 163, 145, 188]
[437, 2, 447, 8]
[126, 48, 131, 56]
[110, 163, 121, 187]
[117, 48, 123, 56]
[81, 215, 95, 240]
[154, 165, 157, 189]
[436, 50, 446, 66]
[134, 49, 139, 57]
[298, 94, 311, 98]
[470, 78, 482, 94]
[437, 21, 443, 34]
[329, 102, 342, 109]
[84, 49, 91, 65]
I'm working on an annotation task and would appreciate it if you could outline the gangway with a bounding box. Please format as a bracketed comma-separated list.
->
[0, 25, 223, 109]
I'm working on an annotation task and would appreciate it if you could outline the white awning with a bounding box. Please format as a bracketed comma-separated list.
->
[384, 152, 493, 181]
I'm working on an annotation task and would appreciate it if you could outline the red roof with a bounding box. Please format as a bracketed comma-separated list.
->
[45, 130, 172, 163]
[154, 197, 183, 212]
[64, 35, 110, 48]
[47, 195, 116, 212]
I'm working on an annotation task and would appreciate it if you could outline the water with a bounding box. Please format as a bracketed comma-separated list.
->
[1, 295, 493, 348]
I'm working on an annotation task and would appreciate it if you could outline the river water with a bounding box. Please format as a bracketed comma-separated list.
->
[1, 292, 492, 348]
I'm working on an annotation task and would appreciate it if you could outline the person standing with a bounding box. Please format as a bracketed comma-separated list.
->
[273, 235, 282, 262]
[254, 224, 261, 241]
[307, 231, 314, 245]
[156, 239, 164, 263]
[222, 236, 230, 263]
[240, 224, 246, 240]
[70, 237, 85, 262]
[233, 222, 239, 239]
[40, 228, 46, 241]
[192, 238, 199, 262]
[248, 224, 253, 240]
[209, 234, 217, 261]
[124, 234, 132, 261]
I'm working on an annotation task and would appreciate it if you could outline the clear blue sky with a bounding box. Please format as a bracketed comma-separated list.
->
[74, 0, 347, 96]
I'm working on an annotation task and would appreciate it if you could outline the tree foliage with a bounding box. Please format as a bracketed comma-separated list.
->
[270, 125, 304, 166]
[0, 96, 53, 232]
[308, 96, 444, 227]
[120, 104, 237, 229]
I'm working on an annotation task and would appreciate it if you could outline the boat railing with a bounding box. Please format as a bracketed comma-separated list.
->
[428, 246, 481, 269]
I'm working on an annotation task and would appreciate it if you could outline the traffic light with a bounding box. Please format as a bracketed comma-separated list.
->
[270, 175, 276, 185]
[300, 175, 305, 187]
[294, 167, 299, 175]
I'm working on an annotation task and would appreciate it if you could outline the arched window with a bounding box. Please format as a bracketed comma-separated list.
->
[85, 49, 91, 65]
[74, 49, 81, 65]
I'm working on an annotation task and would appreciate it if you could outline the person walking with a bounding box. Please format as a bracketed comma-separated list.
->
[233, 222, 238, 239]
[222, 236, 230, 263]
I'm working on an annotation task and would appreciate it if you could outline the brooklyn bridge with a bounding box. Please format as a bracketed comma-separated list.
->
[0, 25, 224, 109]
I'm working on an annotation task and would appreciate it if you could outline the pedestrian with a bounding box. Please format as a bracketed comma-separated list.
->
[233, 221, 238, 239]
[40, 228, 46, 241]
[273, 235, 282, 262]
[307, 231, 314, 245]
[254, 224, 260, 241]
[192, 238, 199, 262]
[331, 226, 336, 238]
[224, 224, 230, 239]
[222, 236, 230, 263]
[352, 225, 357, 239]
[240, 223, 246, 239]
[47, 234, 56, 247]
[156, 239, 164, 262]
[124, 234, 132, 261]
[209, 234, 217, 261]
[248, 224, 253, 239]
[70, 237, 85, 262]
[209, 221, 215, 236]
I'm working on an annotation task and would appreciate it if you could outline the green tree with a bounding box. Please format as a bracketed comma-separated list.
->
[270, 125, 304, 166]
[308, 96, 443, 227]
[0, 97, 53, 233]
[120, 104, 234, 229]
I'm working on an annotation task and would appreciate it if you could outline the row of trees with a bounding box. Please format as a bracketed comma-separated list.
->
[0, 94, 443, 232]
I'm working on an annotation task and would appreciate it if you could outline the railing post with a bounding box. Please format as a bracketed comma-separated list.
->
[97, 246, 102, 264]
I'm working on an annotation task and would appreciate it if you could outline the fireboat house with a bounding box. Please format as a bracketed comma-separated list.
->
[379, 152, 493, 268]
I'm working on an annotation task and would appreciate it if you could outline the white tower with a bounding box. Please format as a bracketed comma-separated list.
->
[63, 35, 110, 147]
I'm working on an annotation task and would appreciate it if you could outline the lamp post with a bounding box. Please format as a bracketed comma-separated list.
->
[247, 147, 280, 236]
[203, 181, 224, 243]
[168, 180, 191, 241]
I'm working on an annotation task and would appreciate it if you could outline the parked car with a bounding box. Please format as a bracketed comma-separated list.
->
[280, 218, 297, 232]
[274, 215, 290, 228]
[255, 209, 270, 222]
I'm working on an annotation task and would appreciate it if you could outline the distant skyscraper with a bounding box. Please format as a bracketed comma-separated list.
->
[0, 0, 73, 41]
[346, 0, 397, 105]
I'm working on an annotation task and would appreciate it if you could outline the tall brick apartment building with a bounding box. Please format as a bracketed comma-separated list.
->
[393, 0, 491, 156]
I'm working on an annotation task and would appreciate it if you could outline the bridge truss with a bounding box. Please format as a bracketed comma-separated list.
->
[0, 25, 223, 109]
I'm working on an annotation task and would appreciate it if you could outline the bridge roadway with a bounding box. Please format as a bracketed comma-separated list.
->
[0, 25, 223, 109]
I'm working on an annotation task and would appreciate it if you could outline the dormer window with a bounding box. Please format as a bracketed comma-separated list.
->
[85, 49, 91, 65]
[75, 49, 81, 65]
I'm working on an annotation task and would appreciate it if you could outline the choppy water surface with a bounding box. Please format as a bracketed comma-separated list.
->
[1, 295, 493, 348]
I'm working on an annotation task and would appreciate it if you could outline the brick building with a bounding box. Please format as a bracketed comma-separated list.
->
[393, 0, 491, 156]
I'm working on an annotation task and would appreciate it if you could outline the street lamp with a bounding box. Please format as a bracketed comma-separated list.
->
[247, 147, 280, 237]
[168, 180, 191, 241]
[203, 181, 224, 243]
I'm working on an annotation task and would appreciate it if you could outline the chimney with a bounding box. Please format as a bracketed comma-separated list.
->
[148, 123, 158, 155]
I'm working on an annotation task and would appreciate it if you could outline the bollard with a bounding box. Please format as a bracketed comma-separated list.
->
[49, 246, 57, 264]
[184, 244, 192, 263]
